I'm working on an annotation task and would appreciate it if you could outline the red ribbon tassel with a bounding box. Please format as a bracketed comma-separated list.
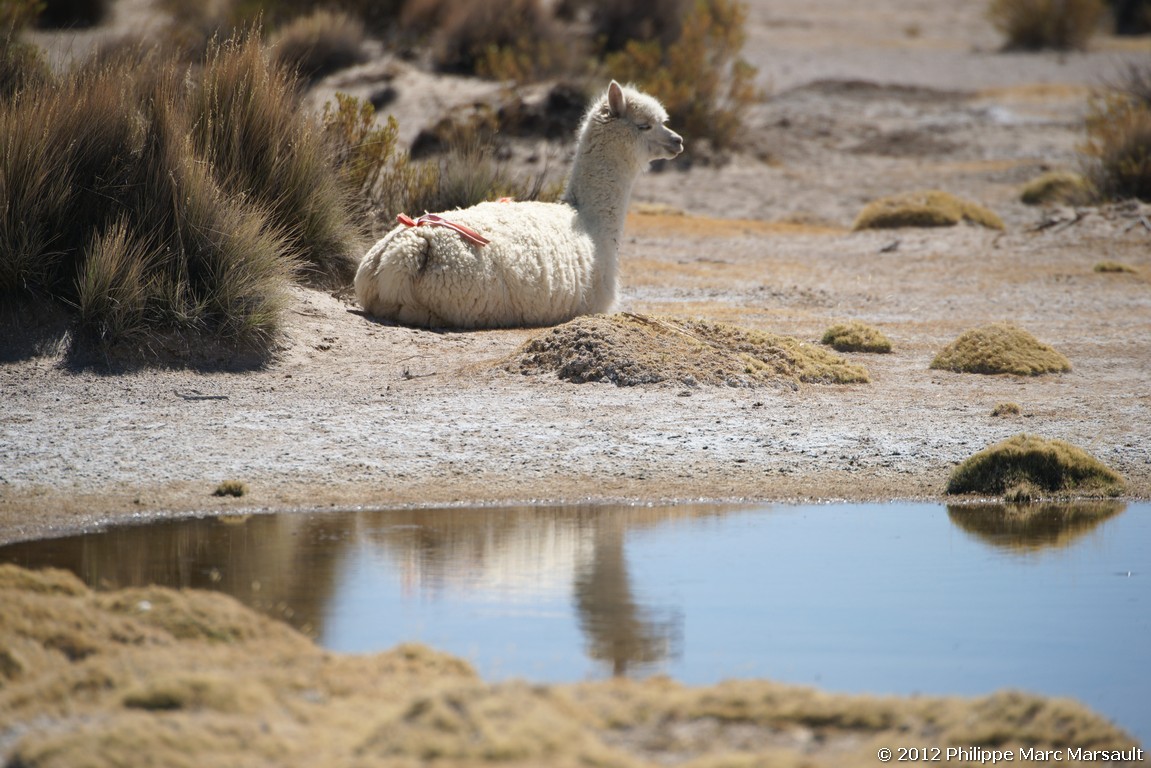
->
[397, 213, 490, 247]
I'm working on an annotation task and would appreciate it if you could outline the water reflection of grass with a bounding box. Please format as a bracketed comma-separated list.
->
[946, 501, 1126, 553]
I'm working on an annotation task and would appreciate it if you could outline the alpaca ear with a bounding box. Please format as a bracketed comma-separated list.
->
[607, 80, 626, 118]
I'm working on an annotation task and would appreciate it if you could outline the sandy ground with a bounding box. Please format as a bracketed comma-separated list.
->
[3, 2, 1151, 764]
[3, 0, 1151, 546]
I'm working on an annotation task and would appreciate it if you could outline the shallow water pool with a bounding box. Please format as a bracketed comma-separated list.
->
[2, 501, 1147, 743]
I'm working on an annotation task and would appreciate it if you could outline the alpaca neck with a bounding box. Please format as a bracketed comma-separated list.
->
[562, 145, 641, 260]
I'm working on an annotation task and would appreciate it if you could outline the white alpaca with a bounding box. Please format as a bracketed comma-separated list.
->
[353, 80, 683, 329]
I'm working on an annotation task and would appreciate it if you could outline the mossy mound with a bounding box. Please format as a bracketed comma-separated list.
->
[946, 434, 1126, 498]
[930, 323, 1070, 376]
[990, 402, 1022, 417]
[1094, 261, 1137, 274]
[1020, 170, 1092, 205]
[821, 321, 893, 353]
[852, 189, 1004, 231]
[504, 313, 870, 387]
[947, 501, 1125, 552]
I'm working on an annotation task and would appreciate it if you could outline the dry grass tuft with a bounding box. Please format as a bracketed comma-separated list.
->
[0, 30, 358, 364]
[402, 0, 564, 79]
[946, 433, 1126, 498]
[930, 323, 1071, 376]
[2, 563, 1137, 767]
[991, 402, 1022, 417]
[821, 321, 892, 353]
[1084, 63, 1151, 202]
[504, 313, 870, 387]
[1019, 170, 1092, 205]
[212, 480, 249, 498]
[1093, 260, 1138, 273]
[853, 190, 1004, 231]
[563, 0, 690, 52]
[986, 0, 1106, 50]
[270, 9, 368, 84]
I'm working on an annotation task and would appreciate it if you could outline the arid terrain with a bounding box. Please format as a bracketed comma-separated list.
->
[1, 0, 1150, 763]
[4, 0, 1150, 543]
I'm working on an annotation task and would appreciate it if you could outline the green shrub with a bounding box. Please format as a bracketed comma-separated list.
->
[930, 323, 1071, 376]
[322, 92, 440, 233]
[821, 321, 892, 353]
[853, 190, 1004, 231]
[987, 0, 1106, 50]
[271, 9, 367, 83]
[603, 0, 762, 153]
[947, 434, 1126, 498]
[1084, 64, 1151, 202]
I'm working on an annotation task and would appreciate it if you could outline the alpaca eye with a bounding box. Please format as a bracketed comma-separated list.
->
[637, 124, 652, 131]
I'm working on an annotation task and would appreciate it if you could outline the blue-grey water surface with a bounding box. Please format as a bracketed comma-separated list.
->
[1, 501, 1146, 743]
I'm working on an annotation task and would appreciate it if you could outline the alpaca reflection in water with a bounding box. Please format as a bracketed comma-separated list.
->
[573, 518, 682, 677]
[378, 506, 685, 678]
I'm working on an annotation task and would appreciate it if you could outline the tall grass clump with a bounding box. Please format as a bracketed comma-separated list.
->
[1083, 63, 1151, 202]
[604, 0, 762, 154]
[188, 32, 359, 287]
[0, 67, 144, 300]
[947, 434, 1126, 498]
[270, 9, 368, 83]
[987, 0, 1106, 50]
[2, 3, 52, 98]
[1, 32, 357, 361]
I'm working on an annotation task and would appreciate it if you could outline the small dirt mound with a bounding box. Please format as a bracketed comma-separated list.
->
[852, 189, 1004, 230]
[821, 321, 892, 353]
[946, 434, 1126, 498]
[931, 322, 1071, 375]
[503, 313, 870, 388]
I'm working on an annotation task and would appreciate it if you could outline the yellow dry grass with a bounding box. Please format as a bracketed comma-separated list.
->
[821, 321, 893, 353]
[946, 434, 1126, 498]
[627, 210, 845, 239]
[1, 564, 1139, 768]
[852, 189, 1005, 231]
[930, 322, 1071, 376]
[1020, 170, 1092, 205]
